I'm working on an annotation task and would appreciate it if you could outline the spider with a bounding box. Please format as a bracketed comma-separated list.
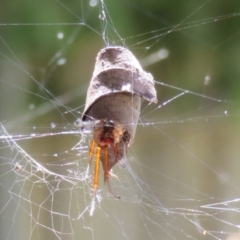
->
[81, 46, 157, 198]
[88, 119, 130, 198]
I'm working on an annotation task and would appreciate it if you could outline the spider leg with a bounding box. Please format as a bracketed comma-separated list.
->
[104, 146, 109, 183]
[104, 146, 120, 199]
[88, 139, 95, 165]
[93, 146, 101, 195]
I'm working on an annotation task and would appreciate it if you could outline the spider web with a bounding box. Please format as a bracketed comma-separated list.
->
[1, 0, 240, 239]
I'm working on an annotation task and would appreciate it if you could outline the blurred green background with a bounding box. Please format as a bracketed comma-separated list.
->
[1, 0, 240, 239]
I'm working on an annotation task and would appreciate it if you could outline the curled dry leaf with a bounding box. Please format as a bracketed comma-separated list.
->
[81, 46, 157, 198]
